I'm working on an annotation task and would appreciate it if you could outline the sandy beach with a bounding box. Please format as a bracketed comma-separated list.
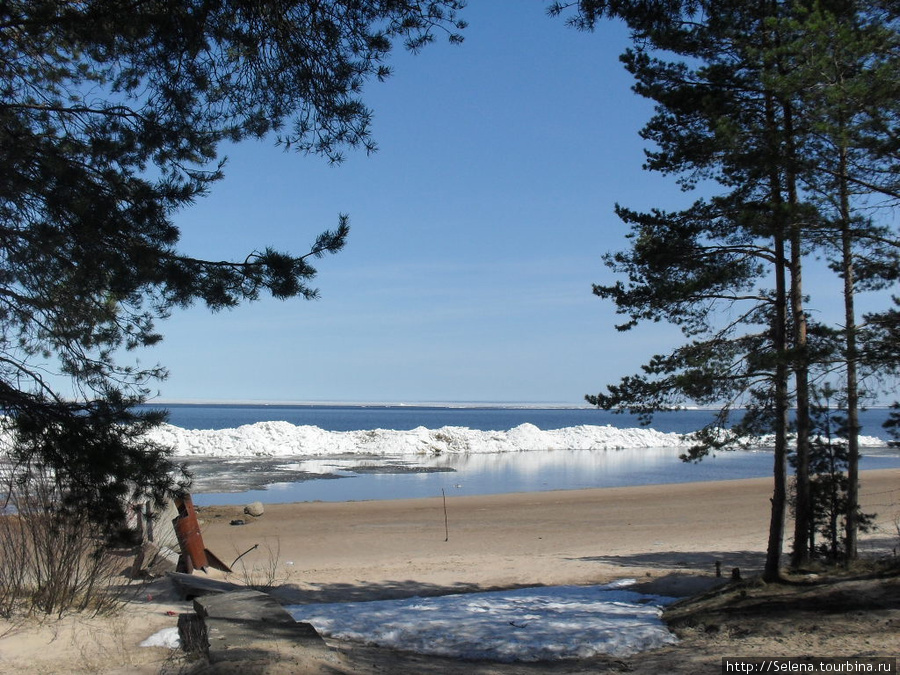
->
[199, 474, 781, 599]
[2, 469, 898, 673]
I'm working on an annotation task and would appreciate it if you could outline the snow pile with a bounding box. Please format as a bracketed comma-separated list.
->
[148, 421, 689, 458]
[140, 627, 181, 649]
[145, 420, 888, 460]
[288, 581, 677, 662]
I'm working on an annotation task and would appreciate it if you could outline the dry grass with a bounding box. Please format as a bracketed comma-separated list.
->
[0, 465, 136, 621]
[226, 537, 290, 591]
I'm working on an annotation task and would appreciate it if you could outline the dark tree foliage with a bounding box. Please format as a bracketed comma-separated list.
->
[563, 0, 805, 580]
[773, 1, 900, 560]
[868, 301, 900, 446]
[886, 403, 900, 447]
[556, 0, 899, 573]
[0, 0, 466, 531]
[789, 386, 874, 560]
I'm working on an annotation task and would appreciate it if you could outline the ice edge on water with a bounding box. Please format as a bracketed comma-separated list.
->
[147, 421, 887, 458]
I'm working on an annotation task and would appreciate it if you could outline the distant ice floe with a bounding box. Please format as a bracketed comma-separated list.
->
[146, 421, 888, 459]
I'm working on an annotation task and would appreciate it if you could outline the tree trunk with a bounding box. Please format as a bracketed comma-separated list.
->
[762, 7, 789, 583]
[839, 142, 860, 562]
[766, 225, 790, 583]
[784, 97, 811, 568]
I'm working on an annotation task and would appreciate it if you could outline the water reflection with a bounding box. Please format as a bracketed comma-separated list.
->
[188, 446, 900, 506]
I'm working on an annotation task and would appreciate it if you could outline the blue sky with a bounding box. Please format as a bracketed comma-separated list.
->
[142, 3, 870, 405]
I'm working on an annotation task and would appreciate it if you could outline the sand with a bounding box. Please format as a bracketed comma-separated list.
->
[1, 469, 898, 674]
[199, 474, 779, 599]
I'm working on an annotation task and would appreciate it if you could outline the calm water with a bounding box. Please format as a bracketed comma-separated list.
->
[187, 446, 900, 506]
[151, 404, 900, 505]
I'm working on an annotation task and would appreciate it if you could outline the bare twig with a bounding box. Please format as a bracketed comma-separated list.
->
[442, 489, 449, 542]
[230, 543, 259, 568]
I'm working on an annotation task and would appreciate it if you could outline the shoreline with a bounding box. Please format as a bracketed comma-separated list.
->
[197, 468, 900, 602]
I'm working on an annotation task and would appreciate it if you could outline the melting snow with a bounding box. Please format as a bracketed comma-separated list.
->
[287, 580, 678, 662]
[140, 626, 181, 649]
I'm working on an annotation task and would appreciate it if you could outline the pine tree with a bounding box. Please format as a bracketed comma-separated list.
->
[567, 0, 810, 581]
[555, 0, 900, 575]
[769, 0, 900, 559]
[0, 0, 466, 531]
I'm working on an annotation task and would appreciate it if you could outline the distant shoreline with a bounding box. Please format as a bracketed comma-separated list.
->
[143, 400, 599, 409]
[142, 400, 898, 411]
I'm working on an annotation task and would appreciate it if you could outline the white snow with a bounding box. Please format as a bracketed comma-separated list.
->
[141, 582, 676, 661]
[140, 626, 181, 649]
[288, 580, 678, 662]
[146, 421, 888, 459]
[148, 422, 691, 458]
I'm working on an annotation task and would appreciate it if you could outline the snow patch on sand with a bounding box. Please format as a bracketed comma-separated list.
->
[288, 581, 677, 662]
[140, 626, 180, 649]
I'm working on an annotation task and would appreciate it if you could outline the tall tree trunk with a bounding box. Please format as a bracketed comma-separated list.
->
[790, 229, 811, 568]
[839, 142, 861, 562]
[783, 98, 812, 568]
[762, 2, 789, 583]
[766, 225, 790, 583]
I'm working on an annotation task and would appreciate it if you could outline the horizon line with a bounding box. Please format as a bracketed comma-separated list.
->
[145, 398, 595, 408]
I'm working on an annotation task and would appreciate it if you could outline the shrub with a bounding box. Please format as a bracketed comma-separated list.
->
[0, 462, 132, 619]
